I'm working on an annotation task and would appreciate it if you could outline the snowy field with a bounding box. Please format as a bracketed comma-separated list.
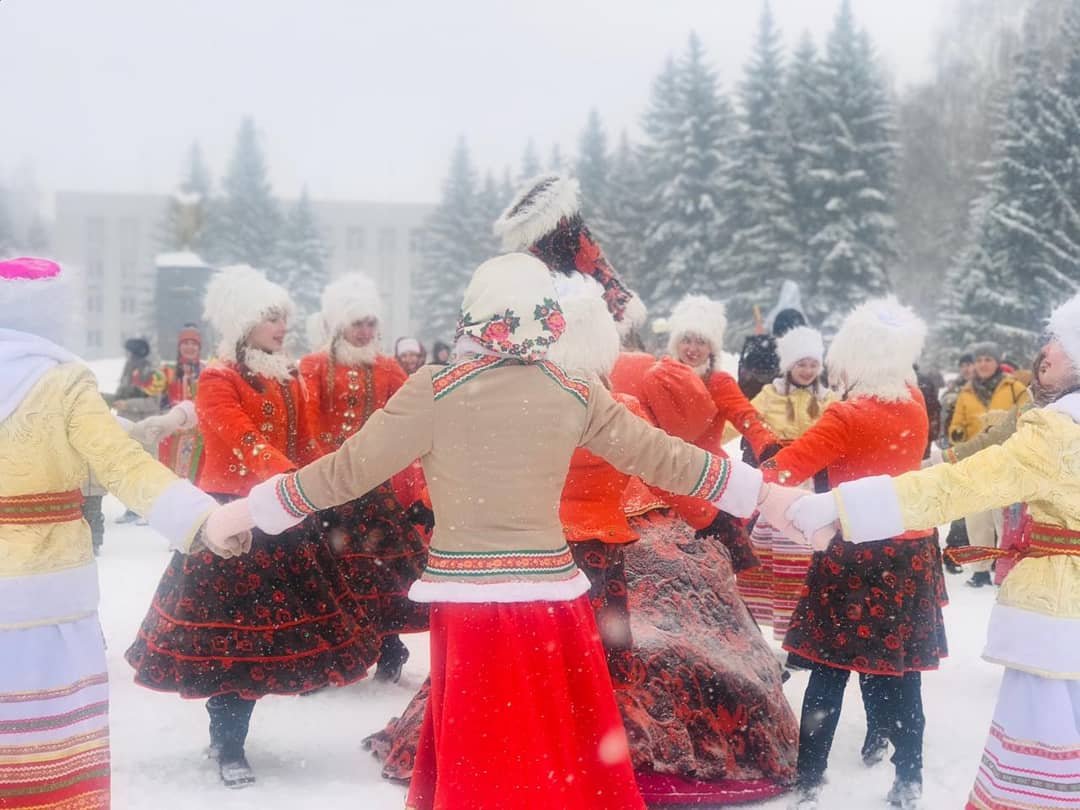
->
[99, 495, 999, 810]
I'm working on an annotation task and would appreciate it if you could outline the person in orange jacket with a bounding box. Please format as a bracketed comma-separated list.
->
[300, 274, 428, 683]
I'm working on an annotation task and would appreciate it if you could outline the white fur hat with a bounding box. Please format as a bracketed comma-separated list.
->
[494, 174, 581, 252]
[544, 274, 620, 378]
[777, 326, 824, 374]
[0, 257, 73, 347]
[320, 273, 382, 337]
[666, 295, 728, 357]
[826, 296, 926, 401]
[1048, 292, 1080, 369]
[203, 265, 293, 361]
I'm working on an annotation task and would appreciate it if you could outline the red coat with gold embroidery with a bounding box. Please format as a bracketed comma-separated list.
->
[195, 363, 322, 496]
[694, 368, 778, 459]
[766, 389, 929, 492]
[298, 352, 407, 451]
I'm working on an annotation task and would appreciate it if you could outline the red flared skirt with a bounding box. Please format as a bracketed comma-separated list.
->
[406, 596, 645, 810]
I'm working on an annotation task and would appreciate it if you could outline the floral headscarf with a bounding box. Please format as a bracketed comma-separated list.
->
[455, 253, 566, 361]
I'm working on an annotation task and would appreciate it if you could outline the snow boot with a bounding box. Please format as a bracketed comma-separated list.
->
[886, 777, 922, 809]
[966, 571, 992, 588]
[789, 783, 822, 810]
[219, 752, 256, 789]
[374, 635, 410, 683]
[861, 731, 889, 766]
[944, 559, 963, 575]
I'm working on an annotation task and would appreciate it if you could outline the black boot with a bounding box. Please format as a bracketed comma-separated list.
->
[374, 635, 410, 683]
[944, 559, 963, 575]
[206, 694, 256, 788]
[861, 730, 889, 766]
[966, 571, 992, 588]
[887, 776, 923, 808]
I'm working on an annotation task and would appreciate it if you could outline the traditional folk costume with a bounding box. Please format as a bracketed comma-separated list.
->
[794, 293, 1080, 810]
[219, 253, 772, 810]
[765, 298, 947, 808]
[0, 258, 220, 810]
[125, 267, 381, 788]
[741, 327, 836, 641]
[157, 325, 206, 483]
[299, 274, 428, 682]
[362, 271, 799, 807]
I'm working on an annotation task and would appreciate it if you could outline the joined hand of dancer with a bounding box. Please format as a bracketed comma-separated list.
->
[785, 491, 841, 551]
[756, 483, 811, 547]
[201, 499, 257, 558]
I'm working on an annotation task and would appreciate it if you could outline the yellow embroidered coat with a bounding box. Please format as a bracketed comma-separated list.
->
[835, 395, 1080, 678]
[0, 363, 215, 630]
[751, 381, 838, 441]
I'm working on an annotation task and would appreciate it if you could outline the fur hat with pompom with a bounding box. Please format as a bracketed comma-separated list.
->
[0, 257, 74, 347]
[665, 295, 727, 358]
[203, 265, 293, 361]
[826, 296, 925, 401]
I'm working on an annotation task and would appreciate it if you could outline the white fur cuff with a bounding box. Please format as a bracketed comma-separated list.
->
[148, 479, 218, 552]
[835, 475, 905, 542]
[248, 473, 309, 535]
[713, 461, 763, 519]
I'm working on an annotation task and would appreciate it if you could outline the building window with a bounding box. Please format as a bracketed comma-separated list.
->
[378, 227, 397, 253]
[408, 228, 424, 254]
[86, 330, 102, 348]
[347, 227, 366, 252]
[121, 296, 136, 314]
[117, 218, 139, 253]
[86, 217, 105, 250]
[87, 294, 103, 314]
[88, 258, 104, 279]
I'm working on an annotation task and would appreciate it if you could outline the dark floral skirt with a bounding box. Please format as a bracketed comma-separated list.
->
[125, 515, 381, 700]
[783, 532, 949, 676]
[323, 483, 429, 636]
[365, 511, 798, 794]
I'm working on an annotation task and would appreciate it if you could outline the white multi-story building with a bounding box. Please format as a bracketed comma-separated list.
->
[52, 191, 433, 360]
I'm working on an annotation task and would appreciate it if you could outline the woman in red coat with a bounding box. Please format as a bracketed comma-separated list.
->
[126, 267, 381, 789]
[763, 298, 947, 810]
[300, 274, 428, 683]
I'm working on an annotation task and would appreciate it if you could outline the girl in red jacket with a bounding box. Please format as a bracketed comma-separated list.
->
[764, 298, 947, 810]
[126, 267, 382, 789]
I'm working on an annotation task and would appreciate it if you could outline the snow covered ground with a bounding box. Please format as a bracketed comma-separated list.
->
[99, 495, 1000, 809]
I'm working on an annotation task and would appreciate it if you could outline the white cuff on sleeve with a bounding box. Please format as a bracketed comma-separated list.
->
[835, 475, 905, 543]
[248, 473, 313, 535]
[147, 479, 218, 552]
[712, 460, 763, 519]
[174, 400, 197, 429]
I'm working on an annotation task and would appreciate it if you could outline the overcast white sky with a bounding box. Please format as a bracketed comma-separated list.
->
[2, 0, 953, 204]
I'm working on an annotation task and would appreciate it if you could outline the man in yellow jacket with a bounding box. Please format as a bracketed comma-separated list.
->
[948, 341, 1031, 587]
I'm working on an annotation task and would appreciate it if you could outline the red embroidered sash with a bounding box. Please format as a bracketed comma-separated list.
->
[0, 490, 85, 524]
[945, 519, 1080, 565]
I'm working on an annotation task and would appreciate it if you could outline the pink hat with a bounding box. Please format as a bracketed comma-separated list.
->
[0, 257, 61, 281]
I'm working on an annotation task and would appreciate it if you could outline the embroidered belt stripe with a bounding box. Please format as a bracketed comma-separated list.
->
[537, 361, 590, 407]
[275, 473, 317, 519]
[689, 454, 730, 500]
[432, 356, 507, 401]
[425, 546, 577, 578]
[0, 490, 85, 525]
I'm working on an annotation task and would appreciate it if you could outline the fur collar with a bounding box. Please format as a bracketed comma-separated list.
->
[332, 339, 378, 367]
[241, 348, 295, 382]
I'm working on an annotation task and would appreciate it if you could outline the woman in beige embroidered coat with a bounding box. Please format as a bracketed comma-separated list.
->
[206, 253, 801, 810]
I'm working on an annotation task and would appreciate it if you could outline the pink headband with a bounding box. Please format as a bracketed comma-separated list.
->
[0, 257, 61, 281]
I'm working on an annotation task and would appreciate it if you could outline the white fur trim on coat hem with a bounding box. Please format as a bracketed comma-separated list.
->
[983, 602, 1080, 679]
[834, 475, 905, 543]
[408, 571, 592, 604]
[713, 461, 763, 520]
[147, 479, 218, 552]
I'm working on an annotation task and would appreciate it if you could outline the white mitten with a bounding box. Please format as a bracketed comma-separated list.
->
[202, 500, 257, 558]
[787, 492, 840, 551]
